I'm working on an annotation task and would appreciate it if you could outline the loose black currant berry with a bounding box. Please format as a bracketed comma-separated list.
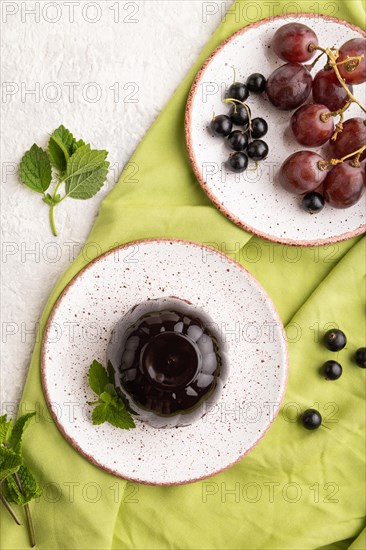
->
[247, 140, 269, 160]
[323, 329, 347, 352]
[211, 115, 233, 137]
[228, 130, 248, 151]
[302, 192, 325, 214]
[323, 360, 343, 380]
[302, 409, 322, 430]
[246, 73, 267, 93]
[227, 82, 249, 102]
[229, 104, 250, 126]
[251, 117, 268, 138]
[355, 347, 366, 368]
[228, 152, 248, 172]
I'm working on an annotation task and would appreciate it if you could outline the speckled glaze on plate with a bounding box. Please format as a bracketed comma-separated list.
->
[41, 239, 288, 485]
[185, 14, 366, 246]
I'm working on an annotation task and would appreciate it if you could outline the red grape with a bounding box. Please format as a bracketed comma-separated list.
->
[272, 23, 318, 63]
[279, 151, 328, 195]
[324, 162, 365, 208]
[291, 104, 334, 147]
[330, 118, 366, 160]
[312, 69, 353, 111]
[337, 38, 366, 84]
[266, 63, 312, 110]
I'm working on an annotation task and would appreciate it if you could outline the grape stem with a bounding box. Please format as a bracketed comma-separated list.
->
[318, 144, 366, 170]
[231, 66, 237, 84]
[320, 100, 352, 140]
[223, 98, 252, 133]
[331, 121, 344, 142]
[336, 57, 363, 69]
[311, 45, 366, 114]
[304, 49, 326, 71]
[321, 100, 351, 122]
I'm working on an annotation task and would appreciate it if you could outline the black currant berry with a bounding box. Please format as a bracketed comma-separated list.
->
[228, 152, 248, 172]
[247, 140, 269, 160]
[251, 117, 268, 138]
[302, 192, 325, 214]
[302, 409, 322, 430]
[355, 347, 366, 368]
[211, 115, 233, 137]
[228, 130, 248, 151]
[229, 104, 250, 126]
[246, 73, 267, 93]
[323, 329, 347, 352]
[227, 82, 249, 102]
[323, 360, 343, 380]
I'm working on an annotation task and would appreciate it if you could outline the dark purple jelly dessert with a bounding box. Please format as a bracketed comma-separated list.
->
[120, 311, 221, 414]
[107, 298, 228, 428]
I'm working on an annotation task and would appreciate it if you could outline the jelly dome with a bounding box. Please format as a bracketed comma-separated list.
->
[106, 297, 229, 428]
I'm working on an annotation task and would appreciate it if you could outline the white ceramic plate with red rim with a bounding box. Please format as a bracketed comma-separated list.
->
[185, 14, 366, 246]
[41, 239, 288, 485]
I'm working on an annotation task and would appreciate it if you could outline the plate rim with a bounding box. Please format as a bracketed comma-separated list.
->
[185, 13, 366, 247]
[41, 238, 289, 485]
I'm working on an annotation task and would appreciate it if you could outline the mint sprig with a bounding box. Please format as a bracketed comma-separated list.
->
[19, 125, 110, 237]
[87, 360, 136, 430]
[0, 413, 42, 546]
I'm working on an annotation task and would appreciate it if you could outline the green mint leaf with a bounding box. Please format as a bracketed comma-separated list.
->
[103, 383, 117, 398]
[107, 361, 116, 384]
[88, 360, 136, 429]
[88, 360, 109, 396]
[0, 415, 13, 445]
[8, 412, 36, 454]
[64, 144, 109, 200]
[91, 403, 109, 425]
[0, 447, 22, 483]
[66, 145, 108, 177]
[2, 474, 22, 504]
[71, 138, 86, 154]
[117, 393, 138, 416]
[100, 392, 112, 404]
[65, 162, 109, 200]
[19, 144, 52, 194]
[3, 465, 42, 506]
[48, 125, 76, 173]
[106, 403, 136, 430]
[91, 401, 135, 429]
[18, 464, 42, 501]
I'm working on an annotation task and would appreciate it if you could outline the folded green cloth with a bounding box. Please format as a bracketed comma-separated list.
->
[2, 1, 365, 548]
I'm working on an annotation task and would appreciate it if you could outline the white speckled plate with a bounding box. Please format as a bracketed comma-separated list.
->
[185, 14, 366, 246]
[42, 239, 287, 485]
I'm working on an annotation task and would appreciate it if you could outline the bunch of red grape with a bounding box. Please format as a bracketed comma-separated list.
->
[266, 22, 366, 212]
[210, 73, 269, 172]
